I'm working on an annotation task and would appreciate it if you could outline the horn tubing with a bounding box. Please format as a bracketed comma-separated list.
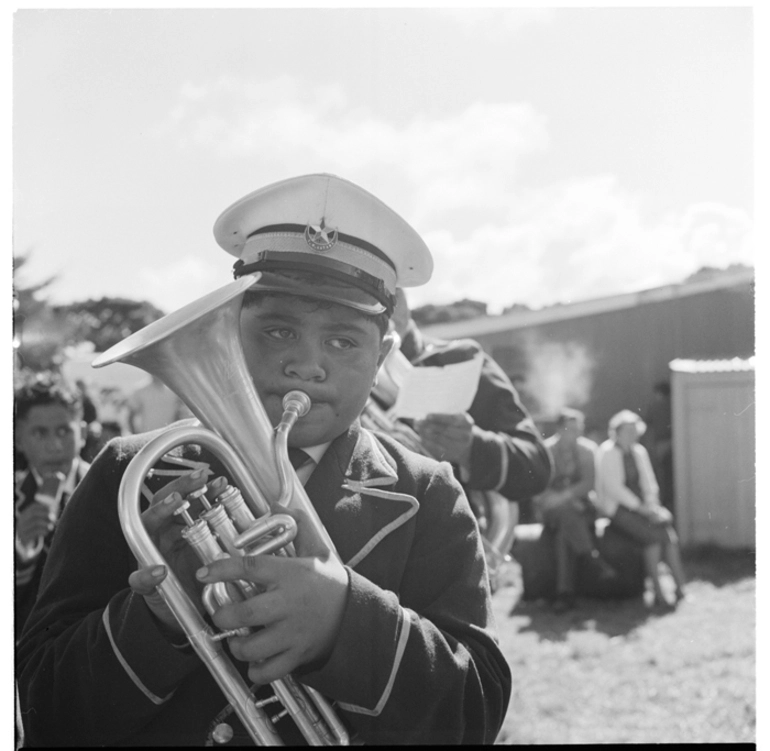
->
[119, 426, 285, 746]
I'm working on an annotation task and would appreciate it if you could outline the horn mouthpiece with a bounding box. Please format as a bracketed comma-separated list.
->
[282, 390, 311, 418]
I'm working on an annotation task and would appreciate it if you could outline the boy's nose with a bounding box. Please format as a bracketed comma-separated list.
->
[283, 344, 326, 382]
[45, 434, 67, 452]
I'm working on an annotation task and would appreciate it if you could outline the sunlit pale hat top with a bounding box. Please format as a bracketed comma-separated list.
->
[608, 409, 647, 438]
[213, 173, 433, 315]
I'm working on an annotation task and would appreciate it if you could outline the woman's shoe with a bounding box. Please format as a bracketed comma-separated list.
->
[552, 594, 576, 614]
[651, 594, 675, 612]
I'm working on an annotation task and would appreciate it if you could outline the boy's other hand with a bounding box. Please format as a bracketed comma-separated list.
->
[196, 550, 349, 685]
[128, 468, 217, 638]
[415, 412, 474, 469]
[16, 503, 55, 549]
[38, 471, 65, 499]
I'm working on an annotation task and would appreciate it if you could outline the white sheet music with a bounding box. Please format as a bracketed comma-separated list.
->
[393, 354, 484, 419]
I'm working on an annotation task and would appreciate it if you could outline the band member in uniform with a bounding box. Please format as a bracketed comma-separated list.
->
[14, 372, 90, 639]
[388, 289, 552, 515]
[17, 174, 512, 745]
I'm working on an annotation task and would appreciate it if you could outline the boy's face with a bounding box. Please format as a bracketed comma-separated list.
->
[240, 295, 393, 447]
[16, 404, 84, 477]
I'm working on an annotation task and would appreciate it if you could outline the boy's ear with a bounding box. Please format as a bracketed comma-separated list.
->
[377, 332, 398, 368]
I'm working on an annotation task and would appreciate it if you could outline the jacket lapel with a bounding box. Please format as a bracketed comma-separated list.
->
[304, 422, 417, 570]
[15, 470, 38, 513]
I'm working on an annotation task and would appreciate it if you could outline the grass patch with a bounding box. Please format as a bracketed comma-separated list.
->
[492, 546, 755, 744]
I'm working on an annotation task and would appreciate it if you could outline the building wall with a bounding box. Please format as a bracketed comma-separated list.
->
[465, 282, 754, 437]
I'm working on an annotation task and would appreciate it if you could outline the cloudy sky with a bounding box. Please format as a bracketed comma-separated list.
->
[12, 6, 756, 315]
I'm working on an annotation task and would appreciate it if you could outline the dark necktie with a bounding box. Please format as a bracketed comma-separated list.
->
[288, 447, 312, 471]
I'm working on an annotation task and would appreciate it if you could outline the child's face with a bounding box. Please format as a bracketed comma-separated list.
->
[240, 295, 392, 447]
[16, 404, 84, 477]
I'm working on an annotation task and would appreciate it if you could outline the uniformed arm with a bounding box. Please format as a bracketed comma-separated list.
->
[15, 442, 202, 747]
[568, 440, 597, 502]
[466, 353, 553, 500]
[297, 462, 511, 744]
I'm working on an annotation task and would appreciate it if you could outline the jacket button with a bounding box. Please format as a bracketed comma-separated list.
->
[212, 723, 234, 744]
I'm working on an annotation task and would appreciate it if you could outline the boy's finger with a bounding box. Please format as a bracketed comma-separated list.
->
[196, 554, 282, 588]
[151, 468, 211, 505]
[205, 476, 229, 502]
[141, 492, 186, 532]
[128, 564, 167, 596]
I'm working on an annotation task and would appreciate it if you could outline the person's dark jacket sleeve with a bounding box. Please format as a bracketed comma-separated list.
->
[419, 337, 553, 501]
[468, 350, 552, 499]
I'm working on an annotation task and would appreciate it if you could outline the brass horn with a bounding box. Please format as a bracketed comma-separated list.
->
[93, 274, 349, 746]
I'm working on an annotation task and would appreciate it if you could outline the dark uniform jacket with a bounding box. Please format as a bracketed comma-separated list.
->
[14, 458, 91, 638]
[16, 421, 511, 746]
[399, 324, 552, 501]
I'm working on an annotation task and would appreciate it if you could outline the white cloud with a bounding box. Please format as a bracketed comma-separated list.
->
[138, 257, 233, 313]
[155, 77, 754, 315]
[407, 179, 754, 313]
[437, 8, 556, 36]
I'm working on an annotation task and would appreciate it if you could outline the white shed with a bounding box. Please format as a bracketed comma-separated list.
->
[670, 358, 755, 548]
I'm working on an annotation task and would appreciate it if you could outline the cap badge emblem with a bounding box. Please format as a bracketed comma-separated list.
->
[305, 219, 338, 252]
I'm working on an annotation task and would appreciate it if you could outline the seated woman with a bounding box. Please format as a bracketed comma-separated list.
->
[595, 410, 688, 609]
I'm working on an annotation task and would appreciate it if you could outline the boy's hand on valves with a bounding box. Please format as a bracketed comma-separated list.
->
[196, 551, 349, 685]
[128, 467, 213, 635]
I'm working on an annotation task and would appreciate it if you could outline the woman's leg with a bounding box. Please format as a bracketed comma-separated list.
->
[663, 529, 688, 596]
[643, 544, 665, 602]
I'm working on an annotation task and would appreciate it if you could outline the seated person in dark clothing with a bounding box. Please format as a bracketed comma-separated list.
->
[534, 408, 616, 612]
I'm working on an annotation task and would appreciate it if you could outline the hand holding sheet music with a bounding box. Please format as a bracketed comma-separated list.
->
[393, 354, 484, 420]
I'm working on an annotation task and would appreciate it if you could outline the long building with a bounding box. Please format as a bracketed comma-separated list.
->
[422, 267, 755, 437]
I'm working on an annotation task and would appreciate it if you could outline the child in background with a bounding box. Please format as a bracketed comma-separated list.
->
[14, 372, 90, 637]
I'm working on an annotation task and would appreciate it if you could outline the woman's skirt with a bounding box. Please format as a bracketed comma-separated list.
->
[609, 505, 678, 546]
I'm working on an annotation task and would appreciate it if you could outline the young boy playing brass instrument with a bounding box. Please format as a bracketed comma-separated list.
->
[17, 174, 549, 745]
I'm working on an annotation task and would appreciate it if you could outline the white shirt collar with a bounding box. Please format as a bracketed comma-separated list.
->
[302, 443, 330, 466]
[293, 442, 329, 486]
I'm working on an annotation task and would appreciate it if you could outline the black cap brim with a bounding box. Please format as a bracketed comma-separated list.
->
[243, 271, 387, 315]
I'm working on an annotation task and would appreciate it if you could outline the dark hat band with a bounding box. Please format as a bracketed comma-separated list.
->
[247, 224, 397, 273]
[233, 251, 396, 313]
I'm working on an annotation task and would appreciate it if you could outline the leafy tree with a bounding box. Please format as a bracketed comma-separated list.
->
[685, 263, 752, 284]
[56, 297, 166, 353]
[13, 253, 65, 372]
[412, 298, 489, 327]
[501, 302, 533, 315]
[13, 252, 166, 370]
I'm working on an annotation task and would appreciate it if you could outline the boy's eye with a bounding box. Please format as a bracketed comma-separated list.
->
[328, 337, 355, 350]
[55, 426, 74, 439]
[265, 328, 296, 341]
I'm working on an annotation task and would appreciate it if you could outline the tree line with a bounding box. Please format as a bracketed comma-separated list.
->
[13, 253, 166, 374]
